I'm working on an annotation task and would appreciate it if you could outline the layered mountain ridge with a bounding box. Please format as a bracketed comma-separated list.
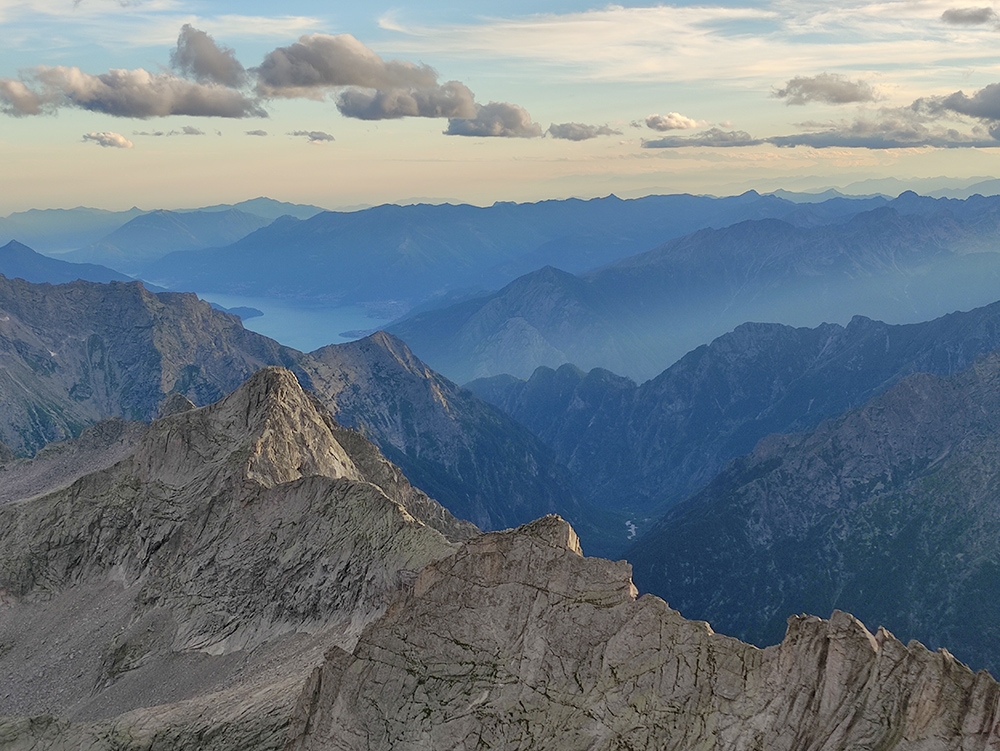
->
[0, 366, 470, 746]
[469, 300, 1000, 547]
[626, 350, 1000, 676]
[0, 275, 582, 541]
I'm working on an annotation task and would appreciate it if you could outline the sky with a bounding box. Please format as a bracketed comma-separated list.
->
[4, 0, 1000, 212]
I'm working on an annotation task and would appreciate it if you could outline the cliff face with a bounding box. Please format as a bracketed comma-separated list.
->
[291, 516, 1000, 751]
[0, 368, 469, 748]
[628, 351, 1000, 676]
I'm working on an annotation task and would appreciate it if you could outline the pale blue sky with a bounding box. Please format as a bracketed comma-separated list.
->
[4, 0, 1000, 212]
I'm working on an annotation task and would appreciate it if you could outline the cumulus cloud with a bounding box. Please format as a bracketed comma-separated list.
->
[643, 127, 763, 148]
[83, 131, 133, 148]
[170, 24, 248, 88]
[941, 7, 997, 24]
[0, 66, 266, 118]
[445, 102, 543, 137]
[774, 73, 877, 105]
[290, 129, 335, 142]
[932, 83, 1000, 120]
[336, 80, 476, 120]
[645, 112, 704, 131]
[246, 129, 269, 136]
[256, 33, 437, 98]
[547, 122, 621, 140]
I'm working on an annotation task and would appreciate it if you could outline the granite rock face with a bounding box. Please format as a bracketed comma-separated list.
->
[0, 367, 469, 748]
[290, 516, 1000, 751]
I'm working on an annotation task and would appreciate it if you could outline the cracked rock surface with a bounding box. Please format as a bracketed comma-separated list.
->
[292, 516, 1000, 751]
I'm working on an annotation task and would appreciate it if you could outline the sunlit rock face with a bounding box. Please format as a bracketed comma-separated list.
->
[291, 516, 1000, 751]
[0, 367, 470, 749]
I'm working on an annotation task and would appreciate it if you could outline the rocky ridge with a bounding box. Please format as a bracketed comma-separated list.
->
[0, 275, 582, 537]
[0, 367, 471, 747]
[469, 301, 1000, 549]
[291, 516, 1000, 751]
[627, 350, 1000, 676]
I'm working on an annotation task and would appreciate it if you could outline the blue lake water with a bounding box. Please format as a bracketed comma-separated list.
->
[195, 292, 393, 353]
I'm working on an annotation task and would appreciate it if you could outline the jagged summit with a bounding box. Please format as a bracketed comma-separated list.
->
[0, 367, 472, 741]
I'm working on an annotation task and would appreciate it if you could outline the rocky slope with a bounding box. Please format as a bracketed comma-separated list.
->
[395, 195, 1000, 382]
[0, 367, 471, 748]
[469, 301, 1000, 549]
[627, 351, 1000, 676]
[0, 275, 583, 537]
[291, 516, 1000, 751]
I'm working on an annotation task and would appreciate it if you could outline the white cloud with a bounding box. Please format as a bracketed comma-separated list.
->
[82, 130, 133, 148]
[646, 113, 707, 131]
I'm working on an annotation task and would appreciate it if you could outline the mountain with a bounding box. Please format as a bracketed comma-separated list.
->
[627, 351, 1000, 676]
[468, 300, 1000, 550]
[65, 208, 273, 274]
[0, 206, 145, 253]
[0, 240, 132, 285]
[183, 196, 326, 220]
[292, 517, 999, 750]
[0, 275, 584, 540]
[142, 191, 886, 310]
[395, 194, 1000, 382]
[0, 367, 472, 747]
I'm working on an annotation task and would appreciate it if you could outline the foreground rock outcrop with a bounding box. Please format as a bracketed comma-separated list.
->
[0, 367, 473, 748]
[292, 516, 1000, 751]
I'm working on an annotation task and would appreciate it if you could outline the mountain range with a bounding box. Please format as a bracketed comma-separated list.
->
[0, 240, 132, 286]
[468, 299, 1000, 549]
[626, 350, 1000, 676]
[1, 372, 996, 750]
[0, 275, 585, 543]
[395, 193, 1000, 382]
[141, 191, 888, 311]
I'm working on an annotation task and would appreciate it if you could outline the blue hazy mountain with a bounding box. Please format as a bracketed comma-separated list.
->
[0, 207, 146, 253]
[141, 192, 889, 309]
[0, 240, 132, 284]
[64, 209, 274, 275]
[468, 298, 1000, 551]
[393, 194, 1000, 382]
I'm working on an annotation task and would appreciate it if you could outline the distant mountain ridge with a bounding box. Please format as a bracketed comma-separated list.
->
[142, 191, 889, 310]
[397, 193, 1000, 382]
[0, 240, 132, 284]
[64, 208, 274, 274]
[468, 298, 1000, 549]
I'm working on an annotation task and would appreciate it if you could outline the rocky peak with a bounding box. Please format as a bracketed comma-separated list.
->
[134, 366, 362, 489]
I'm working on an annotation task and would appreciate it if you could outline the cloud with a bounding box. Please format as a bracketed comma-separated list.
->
[256, 33, 438, 98]
[0, 78, 53, 116]
[933, 83, 1000, 120]
[774, 73, 877, 105]
[290, 129, 335, 143]
[645, 112, 705, 131]
[0, 65, 266, 118]
[133, 125, 205, 136]
[940, 7, 997, 25]
[642, 107, 1000, 150]
[246, 129, 268, 136]
[547, 122, 621, 140]
[170, 24, 247, 88]
[82, 131, 133, 148]
[445, 101, 543, 137]
[643, 128, 763, 148]
[336, 80, 476, 120]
